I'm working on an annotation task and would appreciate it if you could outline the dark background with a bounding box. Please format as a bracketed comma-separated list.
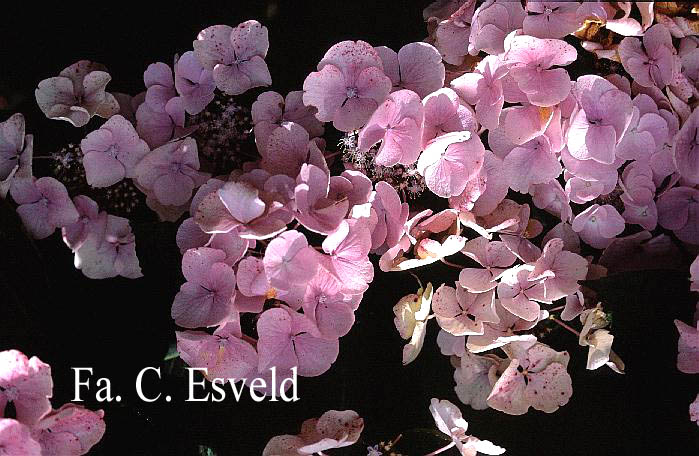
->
[1, 1, 698, 454]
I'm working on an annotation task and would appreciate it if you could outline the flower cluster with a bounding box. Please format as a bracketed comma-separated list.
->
[0, 350, 105, 455]
[2, 0, 699, 451]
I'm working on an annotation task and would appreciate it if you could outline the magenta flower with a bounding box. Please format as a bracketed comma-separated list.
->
[0, 350, 52, 425]
[459, 238, 516, 293]
[487, 340, 572, 415]
[619, 24, 680, 89]
[369, 181, 409, 254]
[675, 319, 699, 374]
[174, 51, 215, 115]
[263, 230, 318, 292]
[135, 62, 187, 148]
[73, 213, 142, 279]
[528, 238, 588, 301]
[417, 131, 485, 198]
[171, 247, 235, 328]
[503, 33, 576, 107]
[193, 20, 272, 95]
[450, 56, 508, 130]
[176, 329, 257, 381]
[135, 138, 209, 207]
[375, 42, 445, 98]
[303, 40, 392, 132]
[567, 75, 634, 164]
[572, 204, 626, 249]
[0, 419, 40, 455]
[0, 113, 32, 183]
[469, 0, 526, 56]
[302, 268, 356, 340]
[321, 219, 374, 294]
[421, 88, 477, 147]
[433, 285, 498, 336]
[80, 114, 149, 188]
[429, 398, 505, 455]
[657, 186, 699, 244]
[35, 60, 119, 127]
[10, 177, 79, 239]
[502, 135, 561, 193]
[358, 89, 424, 167]
[257, 306, 339, 377]
[672, 108, 699, 185]
[523, 2, 581, 38]
[31, 404, 106, 456]
[252, 91, 324, 155]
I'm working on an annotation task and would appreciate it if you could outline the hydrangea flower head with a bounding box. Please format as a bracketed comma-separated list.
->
[303, 40, 392, 132]
[35, 60, 119, 127]
[193, 20, 272, 95]
[619, 24, 680, 89]
[80, 114, 149, 188]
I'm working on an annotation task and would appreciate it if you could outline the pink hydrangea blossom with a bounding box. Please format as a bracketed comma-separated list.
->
[433, 285, 498, 336]
[257, 306, 339, 377]
[620, 162, 658, 230]
[193, 21, 272, 95]
[259, 122, 327, 177]
[135, 137, 210, 207]
[31, 404, 106, 456]
[459, 238, 516, 293]
[73, 212, 142, 279]
[531, 180, 572, 222]
[497, 264, 547, 322]
[503, 33, 576, 107]
[691, 394, 699, 426]
[691, 255, 699, 292]
[619, 24, 680, 89]
[303, 40, 392, 132]
[572, 204, 626, 249]
[368, 181, 410, 254]
[80, 114, 149, 187]
[171, 247, 236, 328]
[421, 88, 477, 146]
[0, 113, 33, 184]
[135, 62, 188, 148]
[469, 0, 526, 56]
[263, 410, 363, 455]
[35, 60, 119, 127]
[450, 56, 507, 130]
[175, 328, 257, 381]
[263, 230, 318, 292]
[418, 131, 485, 198]
[487, 339, 572, 414]
[453, 352, 503, 410]
[567, 75, 634, 164]
[0, 350, 52, 425]
[174, 51, 215, 115]
[466, 299, 540, 353]
[375, 42, 445, 98]
[320, 219, 374, 294]
[0, 419, 41, 455]
[675, 319, 699, 374]
[523, 2, 581, 39]
[672, 108, 699, 185]
[429, 398, 505, 455]
[616, 95, 670, 162]
[302, 268, 356, 340]
[502, 135, 562, 193]
[61, 195, 101, 252]
[657, 186, 699, 244]
[428, 3, 476, 65]
[528, 238, 588, 301]
[251, 91, 324, 155]
[358, 89, 424, 166]
[10, 177, 79, 239]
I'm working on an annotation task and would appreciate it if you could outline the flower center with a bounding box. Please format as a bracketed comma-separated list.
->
[346, 87, 358, 99]
[106, 144, 119, 159]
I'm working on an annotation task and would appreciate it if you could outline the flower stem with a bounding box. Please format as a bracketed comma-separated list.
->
[425, 441, 456, 455]
[440, 258, 464, 269]
[550, 316, 580, 337]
